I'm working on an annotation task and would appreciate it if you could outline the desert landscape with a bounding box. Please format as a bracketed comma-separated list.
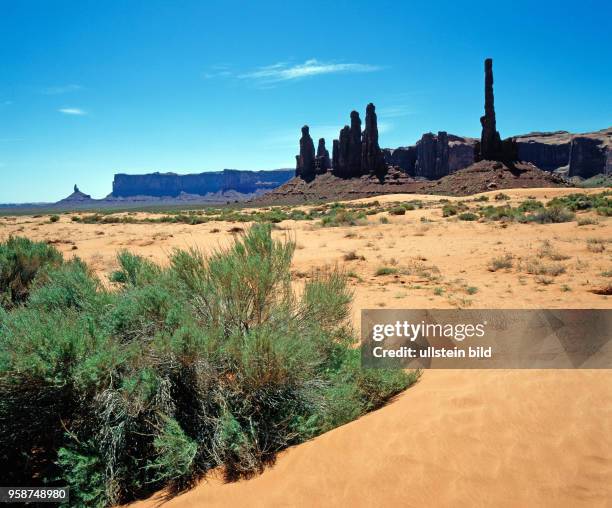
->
[1, 187, 610, 507]
[2, 188, 610, 316]
[2, 3, 611, 504]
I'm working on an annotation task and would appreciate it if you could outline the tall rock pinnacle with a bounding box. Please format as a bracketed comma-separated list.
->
[316, 138, 330, 173]
[361, 103, 387, 175]
[479, 58, 502, 160]
[296, 125, 316, 179]
[348, 111, 363, 176]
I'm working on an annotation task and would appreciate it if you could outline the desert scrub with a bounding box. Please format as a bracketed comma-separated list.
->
[0, 225, 417, 506]
[524, 259, 566, 276]
[586, 237, 606, 253]
[488, 253, 513, 272]
[547, 191, 611, 213]
[442, 202, 467, 217]
[375, 266, 398, 276]
[458, 212, 478, 221]
[320, 209, 365, 227]
[0, 236, 63, 309]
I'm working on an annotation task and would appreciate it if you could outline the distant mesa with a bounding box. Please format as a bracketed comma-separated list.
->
[111, 168, 294, 198]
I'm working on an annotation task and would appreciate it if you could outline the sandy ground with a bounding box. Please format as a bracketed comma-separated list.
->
[2, 187, 611, 507]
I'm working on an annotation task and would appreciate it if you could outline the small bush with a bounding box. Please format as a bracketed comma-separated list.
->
[344, 251, 365, 261]
[375, 267, 398, 276]
[488, 254, 513, 272]
[458, 212, 478, 221]
[524, 259, 566, 276]
[0, 236, 63, 309]
[49, 214, 60, 223]
[529, 206, 575, 224]
[389, 207, 406, 216]
[494, 193, 510, 201]
[577, 216, 599, 226]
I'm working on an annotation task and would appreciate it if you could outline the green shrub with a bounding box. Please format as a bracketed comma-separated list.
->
[49, 215, 60, 223]
[0, 227, 417, 505]
[389, 206, 406, 216]
[458, 212, 478, 221]
[375, 267, 398, 276]
[0, 236, 63, 309]
[529, 206, 575, 224]
[517, 199, 544, 212]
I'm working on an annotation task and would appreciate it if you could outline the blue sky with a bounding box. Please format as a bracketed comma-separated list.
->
[1, 0, 611, 202]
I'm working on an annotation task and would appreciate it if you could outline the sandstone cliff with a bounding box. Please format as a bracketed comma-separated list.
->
[512, 128, 611, 178]
[112, 169, 294, 198]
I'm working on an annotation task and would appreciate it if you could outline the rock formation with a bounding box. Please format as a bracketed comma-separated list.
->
[315, 138, 331, 173]
[295, 125, 316, 179]
[479, 58, 503, 161]
[332, 139, 339, 171]
[361, 103, 387, 176]
[568, 135, 609, 178]
[112, 169, 294, 198]
[414, 132, 452, 179]
[333, 125, 352, 178]
[383, 146, 417, 176]
[511, 128, 611, 177]
[348, 111, 363, 176]
[383, 134, 477, 178]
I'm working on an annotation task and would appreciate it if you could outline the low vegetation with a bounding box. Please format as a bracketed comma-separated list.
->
[0, 227, 418, 507]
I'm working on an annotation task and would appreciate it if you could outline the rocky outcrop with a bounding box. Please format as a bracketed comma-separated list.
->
[448, 135, 478, 172]
[383, 146, 417, 176]
[478, 58, 503, 161]
[511, 128, 611, 177]
[513, 131, 572, 171]
[112, 169, 295, 198]
[361, 103, 387, 176]
[56, 185, 93, 203]
[296, 126, 316, 179]
[568, 135, 609, 178]
[414, 131, 452, 179]
[383, 134, 476, 178]
[315, 138, 331, 173]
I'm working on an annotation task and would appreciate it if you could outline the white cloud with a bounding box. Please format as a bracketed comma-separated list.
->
[42, 84, 82, 95]
[377, 105, 414, 118]
[58, 108, 87, 116]
[239, 59, 381, 83]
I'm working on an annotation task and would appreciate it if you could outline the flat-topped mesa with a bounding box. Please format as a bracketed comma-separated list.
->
[478, 58, 503, 161]
[315, 137, 331, 174]
[361, 103, 387, 176]
[296, 125, 316, 180]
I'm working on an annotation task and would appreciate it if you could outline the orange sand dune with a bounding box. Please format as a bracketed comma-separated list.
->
[131, 369, 612, 508]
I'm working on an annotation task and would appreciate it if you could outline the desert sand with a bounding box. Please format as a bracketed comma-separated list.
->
[2, 187, 611, 507]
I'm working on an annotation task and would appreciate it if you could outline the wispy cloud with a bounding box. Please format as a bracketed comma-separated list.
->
[239, 59, 381, 84]
[377, 105, 414, 118]
[58, 107, 87, 116]
[42, 84, 82, 95]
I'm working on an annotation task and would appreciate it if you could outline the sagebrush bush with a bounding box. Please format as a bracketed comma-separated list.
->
[0, 226, 417, 506]
[0, 236, 63, 309]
